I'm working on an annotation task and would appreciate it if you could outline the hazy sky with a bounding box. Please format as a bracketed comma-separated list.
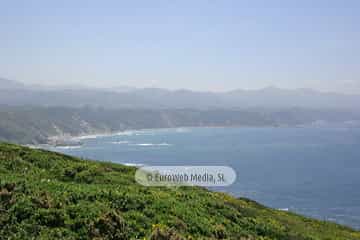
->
[1, 0, 359, 93]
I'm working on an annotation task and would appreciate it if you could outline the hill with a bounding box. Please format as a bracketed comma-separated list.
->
[0, 142, 359, 239]
[1, 78, 360, 110]
[0, 78, 25, 90]
[1, 106, 360, 145]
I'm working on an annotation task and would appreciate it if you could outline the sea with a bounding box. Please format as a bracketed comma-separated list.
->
[46, 127, 360, 229]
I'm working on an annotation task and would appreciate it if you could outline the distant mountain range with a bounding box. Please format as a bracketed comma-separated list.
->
[1, 78, 360, 144]
[0, 77, 26, 89]
[1, 78, 359, 110]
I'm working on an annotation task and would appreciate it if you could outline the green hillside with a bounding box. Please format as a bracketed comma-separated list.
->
[0, 106, 277, 144]
[0, 142, 359, 239]
[2, 105, 358, 145]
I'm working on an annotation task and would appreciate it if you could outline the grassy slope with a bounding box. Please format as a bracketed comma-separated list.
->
[0, 143, 359, 240]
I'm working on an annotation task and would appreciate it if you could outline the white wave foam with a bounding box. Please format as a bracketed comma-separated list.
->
[111, 141, 129, 144]
[135, 133, 154, 136]
[278, 208, 289, 211]
[26, 144, 47, 149]
[55, 145, 82, 149]
[115, 131, 135, 136]
[134, 143, 153, 146]
[73, 127, 190, 141]
[158, 143, 172, 146]
[123, 163, 144, 167]
[175, 128, 191, 133]
[130, 143, 172, 146]
[74, 133, 109, 140]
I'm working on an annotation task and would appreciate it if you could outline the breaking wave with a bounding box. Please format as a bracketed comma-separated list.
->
[130, 143, 172, 146]
[111, 141, 130, 144]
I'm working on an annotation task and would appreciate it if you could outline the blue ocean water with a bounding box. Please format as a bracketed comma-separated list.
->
[51, 127, 360, 229]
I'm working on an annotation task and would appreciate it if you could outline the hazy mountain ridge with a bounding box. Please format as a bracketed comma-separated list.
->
[1, 78, 360, 144]
[0, 77, 25, 89]
[1, 78, 359, 109]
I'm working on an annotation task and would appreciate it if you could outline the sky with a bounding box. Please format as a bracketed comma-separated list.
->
[1, 0, 360, 93]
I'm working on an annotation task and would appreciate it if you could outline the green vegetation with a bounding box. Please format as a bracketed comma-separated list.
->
[2, 105, 357, 145]
[1, 142, 359, 239]
[0, 106, 276, 144]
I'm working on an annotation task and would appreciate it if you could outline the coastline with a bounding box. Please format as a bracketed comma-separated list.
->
[39, 122, 359, 148]
[45, 125, 277, 145]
